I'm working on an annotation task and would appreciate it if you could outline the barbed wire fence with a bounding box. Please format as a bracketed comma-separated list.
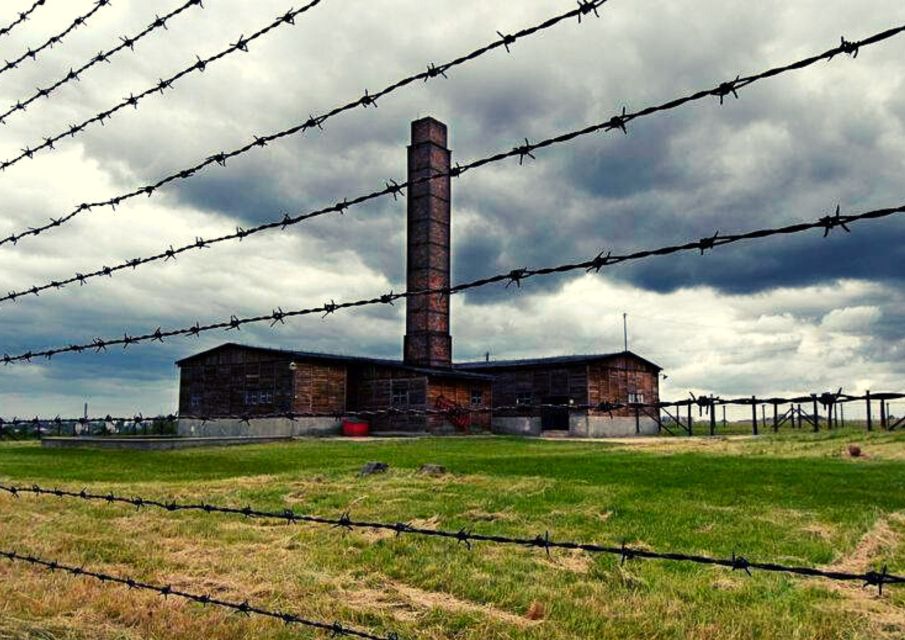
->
[2, 201, 903, 364]
[2, 392, 904, 435]
[1, 483, 902, 594]
[0, 0, 114, 77]
[0, 22, 901, 303]
[0, 0, 205, 126]
[0, 0, 50, 40]
[1, 1, 904, 635]
[0, 0, 328, 174]
[0, 548, 399, 640]
[0, 0, 610, 234]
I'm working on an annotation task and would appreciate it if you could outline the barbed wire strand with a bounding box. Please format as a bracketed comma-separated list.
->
[2, 23, 902, 302]
[0, 0, 50, 40]
[1, 484, 901, 594]
[2, 198, 903, 365]
[0, 0, 327, 174]
[0, 0, 205, 126]
[0, 547, 398, 640]
[3, 391, 904, 428]
[0, 0, 614, 245]
[0, 0, 114, 77]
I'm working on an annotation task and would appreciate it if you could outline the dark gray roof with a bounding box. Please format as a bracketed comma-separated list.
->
[176, 343, 494, 381]
[455, 350, 662, 372]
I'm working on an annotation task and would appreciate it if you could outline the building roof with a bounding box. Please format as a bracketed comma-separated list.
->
[176, 343, 494, 381]
[455, 350, 662, 372]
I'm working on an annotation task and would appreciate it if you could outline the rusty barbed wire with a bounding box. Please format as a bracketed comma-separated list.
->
[0, 0, 326, 174]
[2, 484, 901, 594]
[2, 199, 904, 365]
[0, 0, 612, 246]
[0, 0, 113, 77]
[0, 0, 204, 127]
[0, 548, 398, 640]
[0, 0, 50, 39]
[3, 22, 903, 301]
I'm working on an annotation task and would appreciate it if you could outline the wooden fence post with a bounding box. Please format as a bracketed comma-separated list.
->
[773, 402, 779, 433]
[881, 400, 888, 431]
[751, 396, 758, 435]
[866, 390, 872, 432]
[812, 396, 819, 432]
[687, 402, 693, 437]
[709, 396, 716, 436]
[634, 405, 640, 435]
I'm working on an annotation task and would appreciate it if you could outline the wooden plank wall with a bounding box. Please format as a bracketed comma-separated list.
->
[490, 365, 589, 414]
[178, 346, 293, 416]
[353, 366, 429, 432]
[292, 361, 346, 414]
[588, 356, 660, 417]
[428, 379, 492, 431]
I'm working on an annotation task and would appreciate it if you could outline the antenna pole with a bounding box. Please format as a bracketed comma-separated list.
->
[623, 313, 628, 352]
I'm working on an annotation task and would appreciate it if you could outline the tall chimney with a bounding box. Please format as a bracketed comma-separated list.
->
[404, 117, 452, 368]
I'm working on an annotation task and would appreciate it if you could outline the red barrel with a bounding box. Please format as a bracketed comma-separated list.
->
[342, 418, 369, 437]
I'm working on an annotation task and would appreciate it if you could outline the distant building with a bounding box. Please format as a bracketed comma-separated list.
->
[176, 118, 661, 438]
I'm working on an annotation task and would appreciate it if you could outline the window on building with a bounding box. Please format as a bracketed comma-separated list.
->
[408, 383, 426, 406]
[628, 392, 644, 404]
[470, 389, 483, 407]
[190, 392, 202, 410]
[391, 381, 409, 407]
[516, 392, 533, 406]
[246, 390, 276, 406]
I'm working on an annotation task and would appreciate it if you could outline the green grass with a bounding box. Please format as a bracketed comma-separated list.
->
[0, 431, 903, 639]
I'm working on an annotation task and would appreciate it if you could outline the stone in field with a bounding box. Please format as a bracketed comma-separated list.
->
[359, 461, 389, 476]
[418, 463, 447, 476]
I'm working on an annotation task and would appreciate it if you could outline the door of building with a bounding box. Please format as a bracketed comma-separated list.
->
[541, 396, 570, 431]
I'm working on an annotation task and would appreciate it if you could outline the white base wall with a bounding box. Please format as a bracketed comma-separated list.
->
[569, 415, 659, 437]
[491, 417, 542, 436]
[178, 418, 341, 438]
[491, 415, 658, 438]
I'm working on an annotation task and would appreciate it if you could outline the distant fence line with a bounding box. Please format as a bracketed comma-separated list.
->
[1, 391, 902, 439]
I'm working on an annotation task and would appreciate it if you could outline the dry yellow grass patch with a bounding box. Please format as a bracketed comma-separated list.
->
[801, 522, 836, 542]
[813, 513, 905, 639]
[534, 548, 593, 574]
[344, 576, 542, 628]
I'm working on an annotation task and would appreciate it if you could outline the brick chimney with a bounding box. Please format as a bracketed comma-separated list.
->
[404, 117, 452, 368]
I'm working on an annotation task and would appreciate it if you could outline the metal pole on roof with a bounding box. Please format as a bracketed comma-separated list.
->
[623, 313, 629, 352]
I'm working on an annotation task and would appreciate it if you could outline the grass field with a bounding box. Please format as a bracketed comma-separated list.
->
[1, 430, 904, 639]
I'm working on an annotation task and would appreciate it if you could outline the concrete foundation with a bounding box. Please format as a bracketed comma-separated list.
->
[178, 417, 341, 438]
[492, 414, 658, 438]
[41, 436, 291, 450]
[491, 417, 542, 436]
[569, 415, 659, 438]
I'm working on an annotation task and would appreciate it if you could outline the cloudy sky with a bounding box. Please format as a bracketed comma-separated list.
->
[0, 0, 903, 418]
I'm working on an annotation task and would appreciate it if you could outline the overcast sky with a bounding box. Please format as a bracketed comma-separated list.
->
[0, 0, 903, 418]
